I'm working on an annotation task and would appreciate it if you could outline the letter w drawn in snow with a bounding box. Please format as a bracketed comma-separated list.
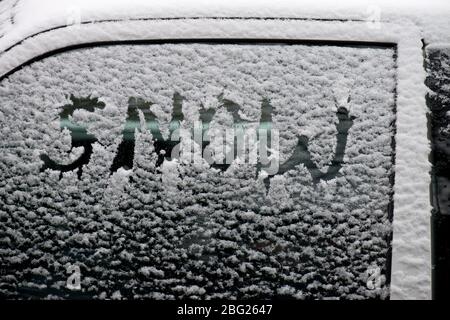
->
[199, 95, 355, 185]
[277, 106, 355, 185]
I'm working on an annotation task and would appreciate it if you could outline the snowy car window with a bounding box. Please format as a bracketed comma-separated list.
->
[0, 43, 396, 299]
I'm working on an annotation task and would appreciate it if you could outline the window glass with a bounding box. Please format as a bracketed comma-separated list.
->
[0, 43, 396, 299]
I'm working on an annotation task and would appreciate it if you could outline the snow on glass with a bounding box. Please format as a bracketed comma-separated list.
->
[0, 43, 396, 299]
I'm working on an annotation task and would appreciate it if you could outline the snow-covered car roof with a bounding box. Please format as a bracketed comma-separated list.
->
[1, 0, 450, 40]
[1, 0, 450, 77]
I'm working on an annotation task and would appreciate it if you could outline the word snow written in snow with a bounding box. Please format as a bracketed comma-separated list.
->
[40, 92, 355, 185]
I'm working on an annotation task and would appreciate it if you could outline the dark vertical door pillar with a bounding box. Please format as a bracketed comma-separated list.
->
[426, 45, 450, 299]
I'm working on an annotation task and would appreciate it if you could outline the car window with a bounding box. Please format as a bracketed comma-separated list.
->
[0, 43, 396, 299]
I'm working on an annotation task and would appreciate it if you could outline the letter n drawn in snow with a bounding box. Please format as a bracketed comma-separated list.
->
[110, 93, 184, 172]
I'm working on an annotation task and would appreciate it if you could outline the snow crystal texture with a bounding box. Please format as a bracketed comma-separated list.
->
[0, 43, 396, 299]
